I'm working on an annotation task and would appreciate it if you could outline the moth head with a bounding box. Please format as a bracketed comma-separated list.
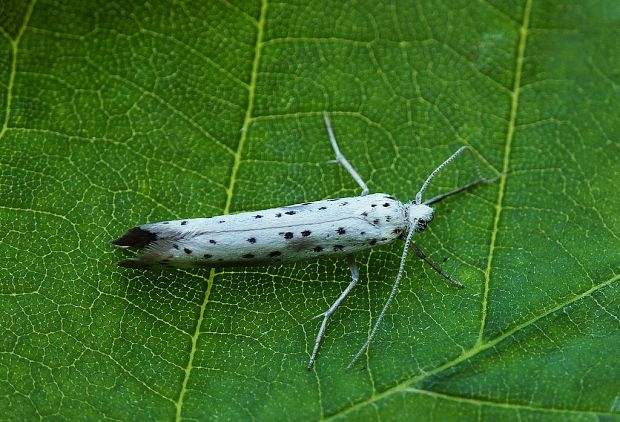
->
[406, 203, 434, 233]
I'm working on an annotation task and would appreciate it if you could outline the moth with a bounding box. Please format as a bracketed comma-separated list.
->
[113, 113, 496, 369]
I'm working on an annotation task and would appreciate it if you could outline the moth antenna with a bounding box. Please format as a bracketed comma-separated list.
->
[348, 221, 416, 369]
[415, 146, 489, 204]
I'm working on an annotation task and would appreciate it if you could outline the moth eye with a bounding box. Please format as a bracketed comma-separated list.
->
[415, 219, 429, 232]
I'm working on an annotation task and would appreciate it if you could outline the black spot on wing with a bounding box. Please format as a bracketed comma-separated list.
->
[301, 230, 311, 237]
[242, 253, 255, 259]
[284, 211, 296, 215]
[184, 248, 192, 254]
[112, 227, 157, 249]
[336, 227, 346, 235]
[284, 232, 294, 239]
[181, 220, 188, 225]
[247, 237, 256, 244]
[269, 251, 282, 257]
[313, 246, 324, 252]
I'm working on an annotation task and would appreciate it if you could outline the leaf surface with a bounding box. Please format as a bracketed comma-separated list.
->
[1, 1, 619, 420]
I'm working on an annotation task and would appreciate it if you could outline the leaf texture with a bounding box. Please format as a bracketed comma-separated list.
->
[0, 1, 619, 420]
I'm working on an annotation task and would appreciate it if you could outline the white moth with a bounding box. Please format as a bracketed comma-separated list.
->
[113, 113, 496, 369]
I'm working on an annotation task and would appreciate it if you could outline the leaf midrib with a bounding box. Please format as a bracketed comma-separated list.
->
[478, 0, 533, 345]
[173, 1, 269, 420]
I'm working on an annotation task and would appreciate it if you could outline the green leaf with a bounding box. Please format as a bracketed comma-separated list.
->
[1, 1, 618, 420]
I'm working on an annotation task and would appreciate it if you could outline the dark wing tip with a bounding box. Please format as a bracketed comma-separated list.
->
[112, 227, 157, 249]
[118, 259, 151, 269]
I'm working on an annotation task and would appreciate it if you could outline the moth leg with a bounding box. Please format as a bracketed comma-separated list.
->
[410, 242, 464, 288]
[308, 254, 360, 369]
[422, 175, 499, 206]
[322, 112, 369, 196]
[423, 147, 500, 206]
